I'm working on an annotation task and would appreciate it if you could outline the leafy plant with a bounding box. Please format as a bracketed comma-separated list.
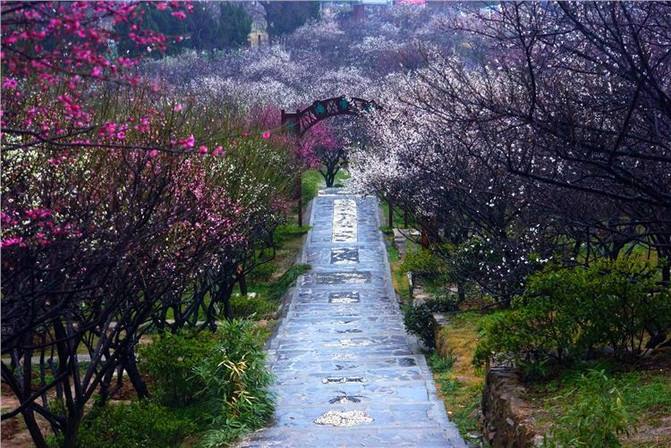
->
[544, 370, 632, 448]
[403, 303, 437, 349]
[230, 293, 276, 319]
[273, 224, 310, 247]
[401, 247, 445, 276]
[193, 320, 274, 447]
[428, 352, 456, 373]
[139, 330, 219, 406]
[248, 262, 276, 284]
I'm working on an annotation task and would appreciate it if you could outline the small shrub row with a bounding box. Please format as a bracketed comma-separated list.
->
[231, 293, 277, 319]
[475, 257, 671, 376]
[140, 330, 218, 406]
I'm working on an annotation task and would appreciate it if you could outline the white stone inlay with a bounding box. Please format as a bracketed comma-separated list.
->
[332, 199, 357, 243]
[314, 410, 374, 427]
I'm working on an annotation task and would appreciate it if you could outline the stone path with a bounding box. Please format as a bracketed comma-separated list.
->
[240, 189, 465, 448]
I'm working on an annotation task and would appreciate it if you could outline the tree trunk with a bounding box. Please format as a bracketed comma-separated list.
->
[21, 409, 48, 448]
[123, 351, 149, 399]
[62, 411, 82, 448]
[223, 293, 233, 321]
[237, 265, 247, 296]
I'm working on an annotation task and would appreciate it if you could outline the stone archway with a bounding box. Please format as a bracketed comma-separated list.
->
[281, 96, 380, 136]
[282, 96, 380, 225]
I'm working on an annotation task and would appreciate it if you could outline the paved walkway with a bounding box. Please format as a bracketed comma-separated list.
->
[240, 189, 465, 448]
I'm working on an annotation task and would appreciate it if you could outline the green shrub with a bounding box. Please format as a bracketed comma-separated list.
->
[474, 257, 671, 374]
[138, 321, 274, 447]
[401, 247, 445, 275]
[525, 257, 671, 358]
[428, 352, 456, 373]
[544, 370, 632, 448]
[75, 401, 195, 448]
[403, 303, 437, 349]
[248, 261, 276, 283]
[473, 305, 577, 378]
[301, 170, 323, 204]
[139, 330, 218, 406]
[403, 294, 460, 350]
[193, 319, 274, 447]
[424, 293, 460, 313]
[230, 293, 276, 319]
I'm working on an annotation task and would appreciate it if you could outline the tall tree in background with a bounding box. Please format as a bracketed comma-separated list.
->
[261, 1, 320, 40]
[119, 2, 251, 56]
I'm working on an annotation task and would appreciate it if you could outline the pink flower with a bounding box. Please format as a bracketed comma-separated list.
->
[173, 103, 184, 112]
[116, 131, 126, 140]
[180, 134, 195, 149]
[25, 208, 52, 220]
[2, 77, 17, 90]
[117, 57, 135, 68]
[261, 131, 271, 139]
[99, 122, 117, 137]
[136, 116, 150, 133]
[35, 232, 50, 246]
[155, 2, 169, 11]
[148, 149, 159, 158]
[198, 145, 208, 155]
[1, 236, 24, 248]
[212, 145, 224, 156]
[91, 66, 103, 78]
[171, 11, 187, 20]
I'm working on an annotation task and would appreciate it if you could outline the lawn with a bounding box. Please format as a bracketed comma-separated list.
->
[430, 312, 485, 438]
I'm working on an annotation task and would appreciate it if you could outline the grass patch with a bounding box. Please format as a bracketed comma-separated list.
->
[232, 225, 310, 320]
[382, 229, 410, 301]
[527, 365, 671, 447]
[267, 263, 311, 302]
[232, 264, 310, 319]
[379, 199, 414, 228]
[301, 170, 323, 205]
[430, 311, 485, 438]
[333, 169, 350, 187]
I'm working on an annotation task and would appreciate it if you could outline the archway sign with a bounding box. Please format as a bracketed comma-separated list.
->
[281, 96, 381, 136]
[282, 96, 380, 226]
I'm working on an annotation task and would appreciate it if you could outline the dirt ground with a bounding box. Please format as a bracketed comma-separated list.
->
[1, 376, 138, 447]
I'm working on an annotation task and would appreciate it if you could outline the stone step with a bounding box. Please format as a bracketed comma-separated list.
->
[240, 426, 465, 448]
[272, 380, 438, 406]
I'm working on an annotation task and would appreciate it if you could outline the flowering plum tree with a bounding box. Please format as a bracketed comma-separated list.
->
[350, 2, 671, 308]
[1, 3, 295, 447]
[299, 122, 344, 187]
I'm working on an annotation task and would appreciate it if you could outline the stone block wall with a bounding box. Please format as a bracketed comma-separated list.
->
[481, 367, 542, 448]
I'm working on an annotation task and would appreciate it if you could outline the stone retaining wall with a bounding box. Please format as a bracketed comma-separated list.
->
[480, 367, 541, 448]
